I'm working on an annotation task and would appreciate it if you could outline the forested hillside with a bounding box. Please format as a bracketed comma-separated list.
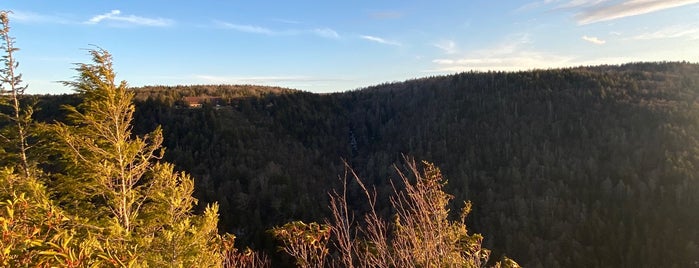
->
[34, 62, 699, 267]
[3, 10, 511, 266]
[113, 62, 699, 267]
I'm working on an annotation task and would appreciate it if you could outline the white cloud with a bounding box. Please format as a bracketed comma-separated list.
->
[313, 28, 340, 39]
[427, 32, 661, 73]
[430, 53, 641, 73]
[217, 21, 340, 39]
[434, 40, 458, 54]
[530, 0, 699, 24]
[195, 75, 312, 84]
[559, 0, 611, 9]
[193, 75, 349, 89]
[582, 35, 606, 44]
[7, 10, 71, 24]
[632, 23, 699, 40]
[218, 22, 275, 35]
[574, 0, 699, 24]
[360, 35, 402, 46]
[429, 34, 576, 72]
[431, 52, 575, 72]
[86, 10, 173, 27]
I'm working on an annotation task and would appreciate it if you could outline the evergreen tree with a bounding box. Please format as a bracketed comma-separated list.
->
[0, 10, 33, 177]
[0, 11, 80, 267]
[54, 48, 223, 266]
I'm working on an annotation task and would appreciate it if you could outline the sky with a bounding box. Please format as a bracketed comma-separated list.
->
[3, 0, 699, 94]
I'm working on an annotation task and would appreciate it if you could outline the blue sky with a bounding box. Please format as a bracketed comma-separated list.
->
[3, 0, 699, 94]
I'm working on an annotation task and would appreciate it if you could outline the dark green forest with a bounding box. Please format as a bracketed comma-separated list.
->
[32, 62, 699, 267]
[2, 11, 515, 267]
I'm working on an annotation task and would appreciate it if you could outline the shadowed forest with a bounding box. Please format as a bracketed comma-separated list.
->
[32, 61, 699, 267]
[3, 10, 699, 267]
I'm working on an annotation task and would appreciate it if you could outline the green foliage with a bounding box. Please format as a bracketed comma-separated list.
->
[0, 10, 34, 177]
[55, 48, 164, 233]
[0, 168, 65, 266]
[50, 48, 227, 266]
[141, 163, 222, 267]
[0, 12, 274, 267]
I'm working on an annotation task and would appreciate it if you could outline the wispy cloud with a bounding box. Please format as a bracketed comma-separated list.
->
[196, 75, 312, 84]
[271, 18, 302, 25]
[632, 23, 699, 40]
[428, 32, 653, 72]
[194, 75, 348, 88]
[429, 34, 576, 72]
[313, 28, 340, 39]
[434, 40, 458, 54]
[558, 0, 610, 9]
[217, 21, 340, 39]
[218, 22, 275, 35]
[529, 0, 699, 24]
[360, 35, 401, 46]
[86, 10, 173, 27]
[574, 0, 699, 25]
[8, 10, 72, 24]
[582, 35, 606, 44]
[430, 53, 575, 72]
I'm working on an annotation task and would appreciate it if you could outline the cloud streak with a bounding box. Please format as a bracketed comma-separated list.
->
[573, 0, 699, 24]
[582, 35, 606, 44]
[632, 23, 699, 40]
[431, 52, 575, 72]
[217, 21, 340, 39]
[8, 10, 71, 24]
[429, 34, 576, 72]
[313, 28, 340, 39]
[196, 75, 314, 84]
[434, 40, 458, 54]
[194, 75, 349, 89]
[218, 22, 275, 35]
[86, 10, 173, 27]
[428, 32, 651, 73]
[360, 35, 401, 46]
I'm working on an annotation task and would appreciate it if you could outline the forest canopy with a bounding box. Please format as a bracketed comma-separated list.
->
[118, 61, 699, 267]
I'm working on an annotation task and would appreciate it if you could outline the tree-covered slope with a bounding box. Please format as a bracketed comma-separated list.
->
[38, 62, 699, 267]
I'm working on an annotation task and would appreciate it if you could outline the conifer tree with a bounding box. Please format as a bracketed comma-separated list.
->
[0, 11, 33, 177]
[56, 48, 163, 234]
[0, 12, 263, 266]
[0, 11, 79, 267]
[55, 48, 223, 266]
